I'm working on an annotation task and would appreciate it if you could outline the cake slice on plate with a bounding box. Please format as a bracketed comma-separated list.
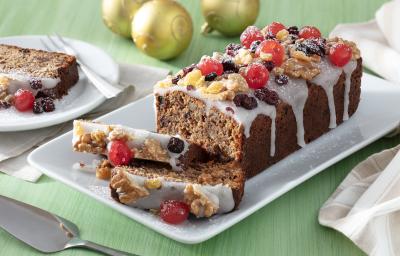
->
[0, 44, 79, 113]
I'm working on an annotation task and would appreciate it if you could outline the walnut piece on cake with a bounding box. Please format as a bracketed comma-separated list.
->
[135, 138, 170, 163]
[184, 184, 218, 218]
[110, 169, 149, 204]
[96, 159, 112, 180]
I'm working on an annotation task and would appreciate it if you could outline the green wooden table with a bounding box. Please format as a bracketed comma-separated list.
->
[0, 0, 396, 255]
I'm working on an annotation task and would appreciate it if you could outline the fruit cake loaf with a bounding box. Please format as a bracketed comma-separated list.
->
[154, 23, 362, 178]
[0, 44, 78, 112]
[109, 160, 244, 218]
[73, 120, 209, 170]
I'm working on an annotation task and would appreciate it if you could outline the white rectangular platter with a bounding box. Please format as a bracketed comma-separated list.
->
[28, 73, 400, 244]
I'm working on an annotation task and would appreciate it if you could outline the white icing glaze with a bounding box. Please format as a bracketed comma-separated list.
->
[1, 72, 60, 95]
[268, 78, 308, 147]
[124, 172, 235, 215]
[72, 120, 190, 171]
[342, 60, 358, 120]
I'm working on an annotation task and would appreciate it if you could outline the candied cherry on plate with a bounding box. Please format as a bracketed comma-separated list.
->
[299, 26, 321, 39]
[256, 39, 285, 67]
[329, 43, 352, 67]
[160, 200, 190, 224]
[109, 140, 133, 166]
[197, 57, 223, 76]
[241, 63, 269, 89]
[14, 89, 35, 112]
[240, 25, 264, 48]
[265, 22, 286, 37]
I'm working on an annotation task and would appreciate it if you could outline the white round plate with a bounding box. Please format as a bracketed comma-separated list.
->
[0, 35, 119, 132]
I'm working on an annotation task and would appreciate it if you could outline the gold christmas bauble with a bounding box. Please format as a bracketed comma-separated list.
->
[102, 0, 149, 38]
[201, 0, 259, 37]
[131, 0, 193, 60]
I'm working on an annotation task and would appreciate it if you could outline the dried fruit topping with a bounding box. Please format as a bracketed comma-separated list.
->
[257, 40, 285, 66]
[240, 26, 264, 48]
[221, 59, 238, 73]
[205, 72, 218, 81]
[32, 99, 43, 114]
[329, 43, 352, 67]
[225, 106, 235, 114]
[109, 140, 133, 166]
[160, 200, 190, 224]
[254, 87, 279, 105]
[14, 89, 34, 112]
[263, 61, 275, 71]
[0, 100, 11, 109]
[287, 26, 299, 35]
[41, 97, 55, 112]
[182, 64, 196, 77]
[225, 43, 242, 57]
[167, 137, 185, 153]
[299, 26, 321, 39]
[186, 85, 195, 91]
[249, 40, 261, 54]
[29, 79, 42, 90]
[171, 74, 181, 84]
[295, 38, 326, 57]
[198, 57, 223, 76]
[265, 22, 286, 37]
[233, 94, 258, 110]
[242, 63, 269, 89]
[275, 74, 289, 85]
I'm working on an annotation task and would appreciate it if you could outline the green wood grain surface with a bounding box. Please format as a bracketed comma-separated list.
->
[0, 0, 395, 255]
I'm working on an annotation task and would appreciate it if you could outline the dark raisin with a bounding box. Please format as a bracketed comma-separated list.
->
[233, 94, 257, 110]
[265, 32, 275, 40]
[222, 59, 238, 73]
[263, 61, 275, 71]
[225, 43, 242, 57]
[0, 100, 11, 109]
[287, 26, 299, 35]
[33, 99, 43, 114]
[186, 85, 195, 91]
[29, 79, 42, 90]
[249, 40, 261, 54]
[171, 74, 181, 84]
[167, 137, 185, 153]
[295, 38, 326, 57]
[254, 88, 279, 105]
[182, 64, 196, 77]
[41, 97, 55, 112]
[205, 72, 217, 81]
[275, 74, 289, 85]
[157, 96, 164, 105]
[225, 106, 235, 114]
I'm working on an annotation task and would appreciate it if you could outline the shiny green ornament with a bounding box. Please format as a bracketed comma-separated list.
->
[201, 0, 260, 37]
[102, 0, 149, 38]
[131, 0, 193, 60]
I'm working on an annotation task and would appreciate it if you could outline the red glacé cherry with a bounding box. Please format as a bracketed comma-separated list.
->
[256, 39, 285, 67]
[242, 63, 269, 89]
[109, 140, 133, 166]
[240, 25, 264, 48]
[197, 57, 223, 76]
[265, 22, 286, 37]
[329, 43, 352, 67]
[160, 200, 190, 224]
[14, 89, 35, 112]
[299, 26, 321, 39]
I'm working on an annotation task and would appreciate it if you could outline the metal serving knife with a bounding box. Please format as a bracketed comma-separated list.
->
[0, 195, 137, 256]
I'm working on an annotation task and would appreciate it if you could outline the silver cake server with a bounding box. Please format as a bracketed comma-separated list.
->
[0, 195, 137, 256]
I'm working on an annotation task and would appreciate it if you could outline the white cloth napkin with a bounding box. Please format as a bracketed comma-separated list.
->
[330, 0, 400, 84]
[319, 145, 400, 256]
[0, 63, 169, 182]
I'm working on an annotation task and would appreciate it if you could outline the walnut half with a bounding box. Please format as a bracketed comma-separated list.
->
[184, 184, 218, 218]
[110, 169, 149, 204]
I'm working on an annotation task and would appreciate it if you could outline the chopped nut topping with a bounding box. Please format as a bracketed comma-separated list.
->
[96, 159, 112, 180]
[281, 58, 321, 80]
[74, 133, 106, 154]
[109, 127, 133, 142]
[135, 138, 170, 162]
[234, 48, 253, 65]
[224, 73, 249, 93]
[144, 178, 162, 189]
[184, 184, 218, 218]
[110, 169, 149, 204]
[90, 130, 106, 147]
[290, 47, 321, 63]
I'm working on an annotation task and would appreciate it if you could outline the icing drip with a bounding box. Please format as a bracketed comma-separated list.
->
[311, 59, 342, 128]
[269, 78, 308, 147]
[342, 60, 358, 120]
[125, 173, 235, 214]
